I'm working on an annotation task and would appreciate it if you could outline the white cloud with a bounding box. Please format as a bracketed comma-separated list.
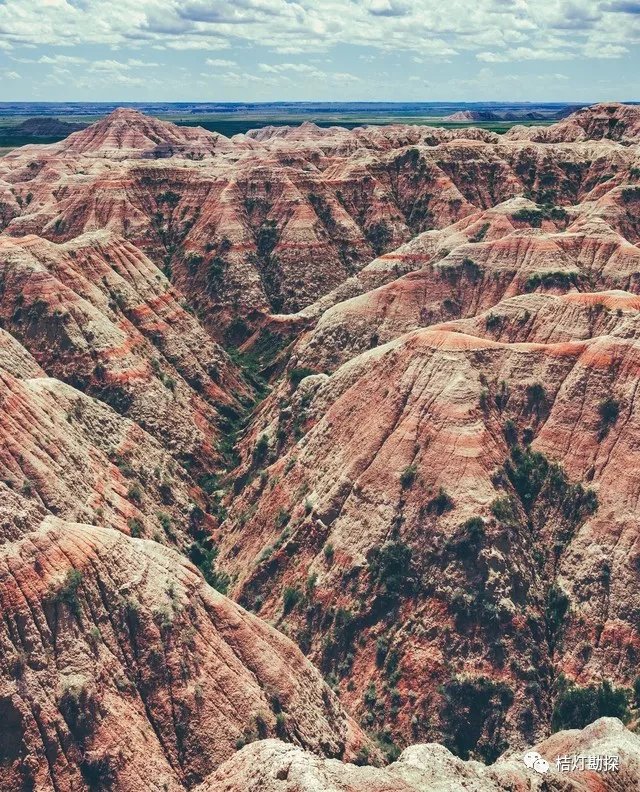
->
[127, 58, 162, 67]
[258, 62, 316, 73]
[89, 59, 132, 72]
[477, 47, 576, 62]
[0, 0, 634, 66]
[583, 42, 629, 58]
[164, 39, 230, 51]
[205, 58, 238, 67]
[39, 54, 87, 64]
[0, 0, 635, 102]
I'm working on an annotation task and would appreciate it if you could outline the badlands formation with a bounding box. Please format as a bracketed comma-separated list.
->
[2, 102, 640, 790]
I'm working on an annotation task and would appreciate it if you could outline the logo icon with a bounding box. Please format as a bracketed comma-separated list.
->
[523, 751, 550, 774]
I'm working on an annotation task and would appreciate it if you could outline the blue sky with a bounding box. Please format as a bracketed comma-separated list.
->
[0, 0, 638, 102]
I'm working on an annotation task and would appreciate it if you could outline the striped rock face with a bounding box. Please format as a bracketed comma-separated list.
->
[2, 103, 640, 791]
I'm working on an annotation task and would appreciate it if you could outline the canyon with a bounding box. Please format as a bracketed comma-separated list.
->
[2, 101, 640, 790]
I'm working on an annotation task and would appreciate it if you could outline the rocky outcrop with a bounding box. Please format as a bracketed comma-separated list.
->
[503, 102, 640, 144]
[218, 305, 640, 755]
[44, 107, 232, 159]
[0, 518, 371, 791]
[444, 111, 500, 122]
[0, 232, 246, 472]
[2, 104, 639, 340]
[203, 718, 640, 791]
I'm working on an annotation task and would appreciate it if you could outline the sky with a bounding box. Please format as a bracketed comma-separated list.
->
[0, 0, 638, 102]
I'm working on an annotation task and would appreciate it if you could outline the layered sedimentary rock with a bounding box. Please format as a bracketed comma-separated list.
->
[0, 231, 245, 470]
[219, 293, 640, 756]
[0, 518, 370, 791]
[2, 103, 640, 789]
[2, 102, 639, 341]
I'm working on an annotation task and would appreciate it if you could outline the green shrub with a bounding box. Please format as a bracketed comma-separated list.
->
[79, 754, 116, 788]
[503, 418, 518, 446]
[282, 586, 302, 614]
[354, 745, 371, 766]
[621, 186, 640, 202]
[127, 483, 142, 503]
[598, 396, 619, 440]
[185, 252, 204, 271]
[252, 434, 269, 467]
[128, 518, 143, 538]
[485, 313, 502, 330]
[525, 382, 548, 417]
[469, 223, 489, 243]
[428, 487, 454, 515]
[254, 712, 269, 739]
[288, 367, 316, 389]
[504, 445, 548, 511]
[512, 208, 544, 227]
[400, 463, 418, 489]
[50, 569, 83, 617]
[189, 541, 230, 594]
[365, 221, 392, 256]
[552, 680, 630, 731]
[156, 190, 180, 206]
[524, 271, 578, 293]
[447, 517, 485, 559]
[364, 681, 377, 708]
[376, 637, 389, 667]
[206, 257, 226, 293]
[490, 496, 519, 525]
[440, 675, 514, 762]
[157, 512, 172, 532]
[367, 540, 413, 607]
[275, 507, 290, 530]
[546, 585, 569, 647]
[59, 683, 98, 745]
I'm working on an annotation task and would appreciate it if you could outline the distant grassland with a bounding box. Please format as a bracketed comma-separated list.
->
[0, 113, 557, 155]
[171, 114, 557, 137]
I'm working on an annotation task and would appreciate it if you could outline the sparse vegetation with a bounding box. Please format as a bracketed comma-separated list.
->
[189, 541, 231, 594]
[552, 679, 630, 731]
[365, 221, 392, 256]
[525, 382, 548, 417]
[469, 223, 490, 243]
[127, 483, 143, 503]
[252, 434, 269, 467]
[598, 396, 620, 440]
[367, 540, 413, 609]
[282, 586, 302, 614]
[49, 569, 83, 617]
[447, 517, 485, 559]
[621, 186, 640, 202]
[288, 367, 317, 389]
[524, 271, 579, 292]
[128, 518, 143, 538]
[485, 312, 502, 330]
[400, 463, 417, 489]
[427, 487, 454, 515]
[440, 675, 514, 763]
